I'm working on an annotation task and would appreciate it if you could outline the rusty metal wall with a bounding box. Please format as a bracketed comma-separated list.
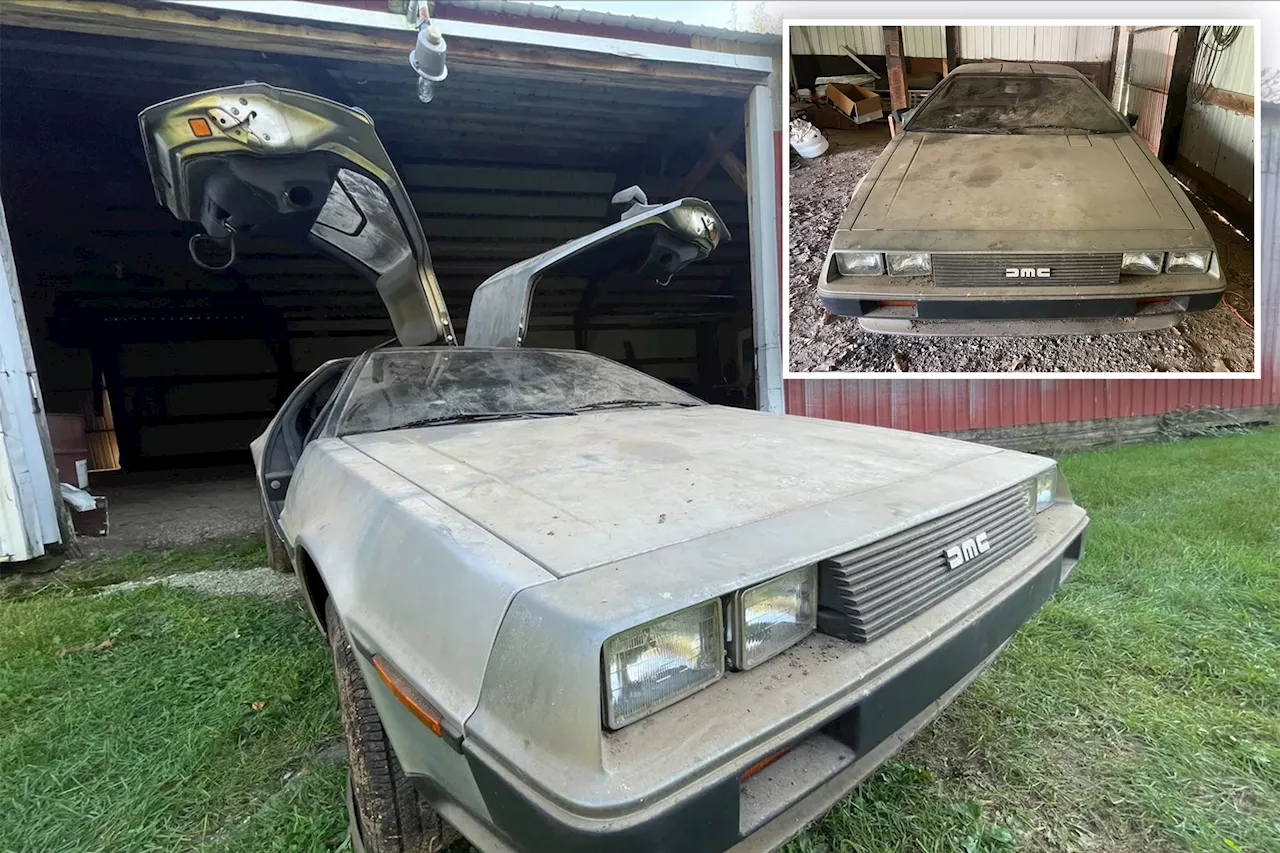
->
[1126, 26, 1179, 155]
[783, 108, 1277, 432]
[1178, 27, 1256, 200]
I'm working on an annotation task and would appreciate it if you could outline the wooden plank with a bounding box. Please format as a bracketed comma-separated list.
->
[1160, 25, 1199, 164]
[1189, 82, 1255, 117]
[397, 163, 615, 194]
[884, 26, 909, 111]
[409, 190, 608, 219]
[2, 1, 767, 94]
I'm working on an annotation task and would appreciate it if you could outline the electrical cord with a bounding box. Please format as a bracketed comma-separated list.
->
[1191, 26, 1242, 105]
[1221, 290, 1253, 329]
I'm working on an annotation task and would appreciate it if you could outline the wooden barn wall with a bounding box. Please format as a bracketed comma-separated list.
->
[783, 106, 1278, 434]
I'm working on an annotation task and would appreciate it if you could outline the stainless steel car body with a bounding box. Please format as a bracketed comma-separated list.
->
[819, 62, 1223, 335]
[147, 83, 1089, 853]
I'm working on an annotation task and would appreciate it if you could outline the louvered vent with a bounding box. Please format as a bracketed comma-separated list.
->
[818, 486, 1035, 642]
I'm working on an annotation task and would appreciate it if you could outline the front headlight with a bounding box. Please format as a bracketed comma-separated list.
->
[727, 565, 817, 670]
[834, 251, 883, 276]
[1166, 250, 1212, 274]
[886, 252, 932, 276]
[602, 600, 723, 729]
[1121, 251, 1163, 275]
[1027, 466, 1072, 513]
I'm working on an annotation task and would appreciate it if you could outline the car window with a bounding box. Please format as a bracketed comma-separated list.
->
[336, 348, 702, 436]
[909, 75, 1129, 133]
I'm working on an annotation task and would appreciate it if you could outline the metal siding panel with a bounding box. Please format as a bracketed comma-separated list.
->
[903, 26, 944, 59]
[1210, 27, 1255, 95]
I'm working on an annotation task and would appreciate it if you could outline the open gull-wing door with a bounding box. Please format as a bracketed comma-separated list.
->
[464, 187, 729, 347]
[139, 83, 453, 346]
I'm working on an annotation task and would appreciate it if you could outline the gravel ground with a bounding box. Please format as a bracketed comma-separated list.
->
[787, 128, 1257, 374]
[98, 567, 299, 600]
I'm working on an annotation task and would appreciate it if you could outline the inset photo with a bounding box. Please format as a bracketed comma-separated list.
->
[785, 24, 1259, 375]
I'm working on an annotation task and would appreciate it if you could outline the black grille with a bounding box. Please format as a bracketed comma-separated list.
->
[818, 486, 1035, 642]
[932, 253, 1122, 287]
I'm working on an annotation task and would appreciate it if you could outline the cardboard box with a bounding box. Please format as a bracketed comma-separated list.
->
[805, 104, 862, 131]
[825, 82, 884, 125]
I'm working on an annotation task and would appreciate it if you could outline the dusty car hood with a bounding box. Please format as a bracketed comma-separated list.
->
[342, 406, 1006, 577]
[854, 131, 1193, 232]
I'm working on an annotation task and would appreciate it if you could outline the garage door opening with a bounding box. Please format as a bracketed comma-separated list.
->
[0, 25, 762, 476]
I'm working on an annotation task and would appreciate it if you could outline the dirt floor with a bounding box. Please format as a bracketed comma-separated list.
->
[76, 465, 261, 558]
[787, 126, 1257, 374]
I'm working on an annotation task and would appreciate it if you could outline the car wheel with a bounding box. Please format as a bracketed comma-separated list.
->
[327, 599, 461, 853]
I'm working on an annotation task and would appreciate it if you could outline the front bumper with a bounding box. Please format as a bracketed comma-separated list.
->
[425, 507, 1089, 853]
[817, 267, 1224, 335]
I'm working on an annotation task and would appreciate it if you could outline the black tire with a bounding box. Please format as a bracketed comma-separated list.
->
[327, 598, 461, 853]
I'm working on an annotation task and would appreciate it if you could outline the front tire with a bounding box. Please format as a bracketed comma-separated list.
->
[327, 599, 460, 853]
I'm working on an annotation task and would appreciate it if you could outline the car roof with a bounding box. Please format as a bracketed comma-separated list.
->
[950, 62, 1085, 78]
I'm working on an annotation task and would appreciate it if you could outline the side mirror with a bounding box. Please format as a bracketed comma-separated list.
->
[1126, 113, 1139, 128]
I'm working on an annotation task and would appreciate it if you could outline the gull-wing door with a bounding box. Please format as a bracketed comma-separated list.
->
[464, 187, 729, 347]
[139, 83, 454, 346]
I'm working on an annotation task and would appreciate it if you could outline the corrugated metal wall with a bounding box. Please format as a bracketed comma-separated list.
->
[790, 26, 882, 57]
[783, 109, 1277, 433]
[903, 26, 945, 59]
[791, 25, 1113, 62]
[1178, 27, 1256, 201]
[1127, 26, 1179, 155]
[957, 26, 1115, 63]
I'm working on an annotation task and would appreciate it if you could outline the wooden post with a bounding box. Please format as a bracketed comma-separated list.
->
[944, 26, 959, 76]
[884, 26, 908, 111]
[1160, 25, 1200, 165]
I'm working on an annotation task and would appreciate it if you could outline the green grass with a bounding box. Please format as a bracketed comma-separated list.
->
[1, 429, 1277, 852]
[0, 565, 347, 852]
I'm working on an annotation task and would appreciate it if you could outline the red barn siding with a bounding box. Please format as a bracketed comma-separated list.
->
[785, 106, 1279, 430]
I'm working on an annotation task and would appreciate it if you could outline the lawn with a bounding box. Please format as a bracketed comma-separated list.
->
[1, 428, 1277, 853]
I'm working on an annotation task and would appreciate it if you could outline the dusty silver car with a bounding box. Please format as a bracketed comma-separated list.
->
[141, 84, 1090, 853]
[820, 62, 1224, 336]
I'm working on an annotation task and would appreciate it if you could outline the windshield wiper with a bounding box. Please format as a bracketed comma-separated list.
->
[918, 125, 1011, 135]
[572, 399, 698, 412]
[1008, 124, 1109, 134]
[388, 410, 577, 430]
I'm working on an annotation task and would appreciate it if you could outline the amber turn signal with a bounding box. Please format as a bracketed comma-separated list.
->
[372, 654, 444, 738]
[188, 117, 213, 138]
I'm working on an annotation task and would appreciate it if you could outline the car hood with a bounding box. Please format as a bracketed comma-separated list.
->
[852, 131, 1194, 232]
[342, 406, 1013, 577]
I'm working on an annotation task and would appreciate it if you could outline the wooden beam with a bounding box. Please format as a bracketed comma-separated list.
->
[678, 119, 744, 197]
[883, 26, 908, 111]
[1159, 25, 1199, 165]
[944, 26, 958, 76]
[2, 0, 767, 95]
[718, 149, 748, 194]
[1189, 82, 1255, 117]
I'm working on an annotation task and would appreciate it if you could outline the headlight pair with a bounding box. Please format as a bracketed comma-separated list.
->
[1121, 250, 1213, 275]
[834, 251, 931, 277]
[602, 565, 817, 729]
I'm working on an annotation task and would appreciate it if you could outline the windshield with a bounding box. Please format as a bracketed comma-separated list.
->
[909, 75, 1130, 134]
[337, 348, 702, 435]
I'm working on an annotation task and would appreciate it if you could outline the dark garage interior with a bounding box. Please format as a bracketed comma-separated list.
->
[0, 25, 759, 480]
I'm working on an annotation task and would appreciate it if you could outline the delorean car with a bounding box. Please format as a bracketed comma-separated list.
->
[140, 83, 1090, 853]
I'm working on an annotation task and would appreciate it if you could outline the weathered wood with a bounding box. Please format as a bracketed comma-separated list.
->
[1189, 82, 1255, 117]
[944, 26, 958, 76]
[2, 0, 767, 94]
[942, 406, 1279, 455]
[1171, 156, 1254, 236]
[678, 119, 745, 196]
[1160, 25, 1200, 164]
[883, 26, 908, 111]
